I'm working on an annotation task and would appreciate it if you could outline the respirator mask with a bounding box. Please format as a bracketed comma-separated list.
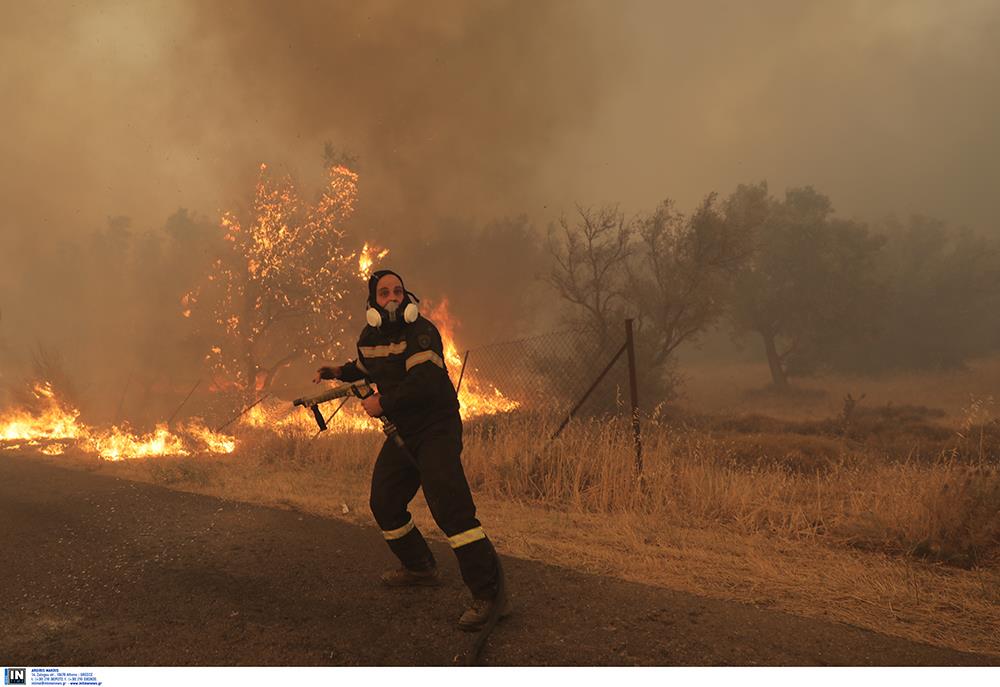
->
[365, 269, 420, 328]
[366, 298, 419, 328]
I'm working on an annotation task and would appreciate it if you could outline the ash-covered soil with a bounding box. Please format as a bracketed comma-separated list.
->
[1, 455, 995, 666]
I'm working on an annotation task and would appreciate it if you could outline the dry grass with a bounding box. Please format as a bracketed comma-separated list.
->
[45, 354, 1000, 658]
[66, 395, 1000, 658]
[463, 413, 1000, 567]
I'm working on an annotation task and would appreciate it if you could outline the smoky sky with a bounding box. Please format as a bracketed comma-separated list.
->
[3, 0, 999, 245]
[547, 0, 1000, 229]
[0, 0, 629, 244]
[2, 0, 1000, 416]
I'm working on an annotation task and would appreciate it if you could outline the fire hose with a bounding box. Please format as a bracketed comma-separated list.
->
[293, 382, 508, 665]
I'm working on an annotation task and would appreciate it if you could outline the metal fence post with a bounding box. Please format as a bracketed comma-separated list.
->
[456, 350, 470, 394]
[550, 341, 627, 441]
[625, 319, 642, 474]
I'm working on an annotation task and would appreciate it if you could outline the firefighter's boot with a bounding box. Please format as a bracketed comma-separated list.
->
[457, 593, 512, 632]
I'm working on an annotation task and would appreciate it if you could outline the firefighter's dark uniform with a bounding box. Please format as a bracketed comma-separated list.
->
[338, 315, 499, 600]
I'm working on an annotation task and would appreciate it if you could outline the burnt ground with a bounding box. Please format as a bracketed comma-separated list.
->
[0, 455, 996, 667]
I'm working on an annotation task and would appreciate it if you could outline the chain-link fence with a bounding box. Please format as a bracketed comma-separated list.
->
[450, 321, 639, 433]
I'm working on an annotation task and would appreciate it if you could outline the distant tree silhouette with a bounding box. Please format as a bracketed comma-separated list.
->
[728, 185, 884, 388]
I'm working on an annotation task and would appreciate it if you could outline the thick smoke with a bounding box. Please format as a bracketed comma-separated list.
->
[0, 1, 628, 237]
[3, 0, 1000, 421]
[0, 1, 629, 418]
[540, 1, 1000, 230]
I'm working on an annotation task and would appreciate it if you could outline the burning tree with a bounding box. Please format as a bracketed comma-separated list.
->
[185, 163, 359, 402]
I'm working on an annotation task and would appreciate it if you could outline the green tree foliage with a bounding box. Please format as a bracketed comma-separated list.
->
[830, 215, 1000, 372]
[729, 185, 885, 388]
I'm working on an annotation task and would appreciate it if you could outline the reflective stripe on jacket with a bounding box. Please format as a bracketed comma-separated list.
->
[339, 315, 460, 436]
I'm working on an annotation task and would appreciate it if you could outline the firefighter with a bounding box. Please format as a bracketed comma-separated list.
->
[313, 269, 509, 631]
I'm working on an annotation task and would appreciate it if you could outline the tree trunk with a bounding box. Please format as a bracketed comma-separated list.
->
[761, 331, 788, 389]
[244, 349, 258, 408]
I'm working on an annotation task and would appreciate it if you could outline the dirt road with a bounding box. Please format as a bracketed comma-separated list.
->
[1, 455, 995, 666]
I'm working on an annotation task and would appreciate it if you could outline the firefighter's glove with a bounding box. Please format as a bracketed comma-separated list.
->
[312, 366, 342, 384]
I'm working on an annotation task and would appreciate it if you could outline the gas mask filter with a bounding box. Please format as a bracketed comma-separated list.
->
[366, 298, 419, 328]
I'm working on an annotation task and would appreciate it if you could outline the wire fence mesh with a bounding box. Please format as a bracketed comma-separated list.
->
[450, 326, 634, 435]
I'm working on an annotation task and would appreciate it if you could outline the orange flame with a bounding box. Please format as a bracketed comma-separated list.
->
[82, 424, 191, 461]
[1, 382, 237, 461]
[241, 398, 377, 434]
[0, 382, 82, 442]
[4, 297, 519, 460]
[425, 300, 519, 418]
[358, 242, 390, 280]
[193, 162, 358, 398]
